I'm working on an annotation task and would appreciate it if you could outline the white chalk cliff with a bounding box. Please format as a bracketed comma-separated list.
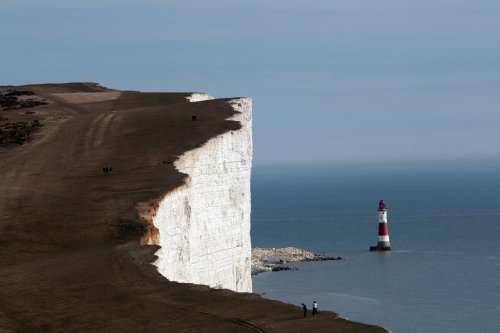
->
[147, 96, 253, 293]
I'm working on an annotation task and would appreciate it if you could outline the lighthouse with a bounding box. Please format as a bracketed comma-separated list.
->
[370, 199, 391, 251]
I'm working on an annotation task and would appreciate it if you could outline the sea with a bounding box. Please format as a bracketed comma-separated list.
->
[251, 163, 500, 333]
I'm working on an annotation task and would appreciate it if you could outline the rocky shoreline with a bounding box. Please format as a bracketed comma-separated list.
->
[252, 247, 344, 275]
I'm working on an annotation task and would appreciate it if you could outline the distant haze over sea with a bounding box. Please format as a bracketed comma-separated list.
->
[253, 157, 500, 179]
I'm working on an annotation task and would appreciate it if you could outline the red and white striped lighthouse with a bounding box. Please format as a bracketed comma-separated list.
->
[370, 199, 391, 251]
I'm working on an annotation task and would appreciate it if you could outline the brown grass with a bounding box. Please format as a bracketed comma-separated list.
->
[0, 83, 387, 333]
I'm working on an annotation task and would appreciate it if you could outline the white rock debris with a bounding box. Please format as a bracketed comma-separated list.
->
[251, 247, 317, 275]
[251, 247, 342, 275]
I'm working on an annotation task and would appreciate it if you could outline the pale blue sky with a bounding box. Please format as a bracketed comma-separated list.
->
[1, 0, 499, 169]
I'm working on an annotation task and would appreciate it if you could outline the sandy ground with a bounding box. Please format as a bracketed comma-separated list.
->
[0, 83, 387, 333]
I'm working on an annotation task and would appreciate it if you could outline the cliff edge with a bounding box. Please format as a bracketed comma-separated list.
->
[0, 83, 387, 333]
[143, 97, 252, 292]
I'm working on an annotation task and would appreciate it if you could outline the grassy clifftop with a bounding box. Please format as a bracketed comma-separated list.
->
[0, 83, 386, 333]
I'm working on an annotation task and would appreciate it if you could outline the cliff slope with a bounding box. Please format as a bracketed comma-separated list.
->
[0, 83, 386, 333]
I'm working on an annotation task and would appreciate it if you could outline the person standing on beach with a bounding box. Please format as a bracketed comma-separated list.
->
[301, 303, 307, 317]
[312, 301, 318, 316]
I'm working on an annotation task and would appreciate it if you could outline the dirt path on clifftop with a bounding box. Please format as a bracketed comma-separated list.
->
[0, 83, 387, 333]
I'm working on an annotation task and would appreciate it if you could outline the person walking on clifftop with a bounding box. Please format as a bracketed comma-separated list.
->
[301, 303, 307, 317]
[312, 301, 318, 316]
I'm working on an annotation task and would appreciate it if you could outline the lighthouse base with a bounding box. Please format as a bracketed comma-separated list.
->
[370, 242, 391, 252]
[370, 245, 391, 251]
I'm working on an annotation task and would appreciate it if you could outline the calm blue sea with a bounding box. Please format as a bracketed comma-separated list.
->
[251, 164, 500, 333]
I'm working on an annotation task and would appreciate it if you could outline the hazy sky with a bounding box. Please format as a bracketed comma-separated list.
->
[1, 0, 499, 169]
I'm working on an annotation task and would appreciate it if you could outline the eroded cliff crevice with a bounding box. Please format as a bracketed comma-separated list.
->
[145, 97, 253, 292]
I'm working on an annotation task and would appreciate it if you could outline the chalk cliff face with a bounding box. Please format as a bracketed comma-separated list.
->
[186, 92, 215, 102]
[150, 96, 253, 292]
